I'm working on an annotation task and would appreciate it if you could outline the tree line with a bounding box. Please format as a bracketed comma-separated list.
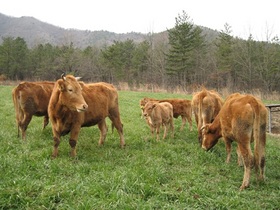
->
[0, 11, 279, 93]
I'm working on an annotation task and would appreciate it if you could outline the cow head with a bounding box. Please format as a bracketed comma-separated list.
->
[57, 75, 88, 112]
[200, 124, 219, 151]
[143, 101, 157, 118]
[140, 98, 149, 112]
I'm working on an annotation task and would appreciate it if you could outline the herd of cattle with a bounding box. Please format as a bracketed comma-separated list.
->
[12, 74, 268, 190]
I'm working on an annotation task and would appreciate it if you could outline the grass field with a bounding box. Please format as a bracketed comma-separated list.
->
[0, 85, 280, 209]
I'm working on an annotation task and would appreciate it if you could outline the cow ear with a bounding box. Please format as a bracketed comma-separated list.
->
[205, 125, 210, 133]
[78, 81, 85, 89]
[152, 104, 157, 109]
[58, 80, 65, 92]
[201, 124, 210, 133]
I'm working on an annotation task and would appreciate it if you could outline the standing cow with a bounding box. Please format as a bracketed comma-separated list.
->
[191, 88, 223, 144]
[48, 75, 125, 158]
[201, 93, 267, 190]
[143, 101, 174, 141]
[12, 81, 54, 140]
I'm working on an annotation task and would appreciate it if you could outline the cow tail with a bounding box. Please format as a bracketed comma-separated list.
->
[12, 88, 21, 137]
[198, 95, 203, 129]
[252, 100, 264, 175]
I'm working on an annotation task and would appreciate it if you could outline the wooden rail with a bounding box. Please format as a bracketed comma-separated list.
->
[265, 104, 280, 133]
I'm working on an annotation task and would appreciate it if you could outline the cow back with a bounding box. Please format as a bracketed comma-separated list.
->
[81, 82, 120, 126]
[14, 81, 54, 116]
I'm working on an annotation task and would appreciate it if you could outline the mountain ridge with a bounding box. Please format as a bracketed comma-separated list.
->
[0, 12, 218, 48]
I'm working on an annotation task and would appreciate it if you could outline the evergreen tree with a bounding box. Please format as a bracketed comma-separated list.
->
[0, 37, 28, 80]
[214, 23, 234, 89]
[165, 11, 205, 87]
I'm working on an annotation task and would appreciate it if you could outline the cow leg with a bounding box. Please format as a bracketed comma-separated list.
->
[98, 119, 107, 146]
[255, 126, 266, 181]
[145, 117, 154, 136]
[238, 142, 253, 190]
[170, 119, 174, 138]
[52, 136, 60, 158]
[20, 113, 32, 140]
[156, 124, 160, 141]
[180, 116, 187, 131]
[69, 139, 77, 157]
[186, 115, 193, 131]
[150, 125, 154, 137]
[224, 138, 232, 163]
[43, 115, 49, 129]
[109, 114, 125, 148]
[162, 124, 167, 139]
[236, 145, 243, 166]
[69, 126, 82, 157]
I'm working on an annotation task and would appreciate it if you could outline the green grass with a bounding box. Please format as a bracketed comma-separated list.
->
[0, 86, 280, 209]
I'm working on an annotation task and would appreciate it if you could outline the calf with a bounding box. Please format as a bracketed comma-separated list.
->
[140, 97, 192, 131]
[143, 101, 174, 141]
[201, 93, 267, 190]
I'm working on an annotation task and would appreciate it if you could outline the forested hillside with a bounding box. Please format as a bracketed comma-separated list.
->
[0, 12, 279, 94]
[0, 13, 147, 48]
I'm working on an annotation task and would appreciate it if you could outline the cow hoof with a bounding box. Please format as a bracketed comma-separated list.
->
[51, 154, 58, 159]
[239, 184, 249, 191]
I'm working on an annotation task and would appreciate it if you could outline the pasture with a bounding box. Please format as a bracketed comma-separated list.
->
[0, 85, 280, 209]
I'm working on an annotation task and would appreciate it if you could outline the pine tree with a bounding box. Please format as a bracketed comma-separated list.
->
[165, 11, 205, 86]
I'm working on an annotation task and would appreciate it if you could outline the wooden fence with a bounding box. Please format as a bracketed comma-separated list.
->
[265, 104, 280, 133]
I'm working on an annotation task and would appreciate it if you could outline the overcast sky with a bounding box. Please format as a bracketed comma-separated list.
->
[1, 0, 279, 41]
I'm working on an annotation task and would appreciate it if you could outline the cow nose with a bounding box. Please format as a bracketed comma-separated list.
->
[83, 104, 88, 110]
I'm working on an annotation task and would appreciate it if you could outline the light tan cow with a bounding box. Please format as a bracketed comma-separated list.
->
[191, 88, 223, 144]
[143, 101, 174, 141]
[12, 81, 54, 139]
[140, 97, 192, 131]
[201, 93, 267, 190]
[48, 75, 125, 158]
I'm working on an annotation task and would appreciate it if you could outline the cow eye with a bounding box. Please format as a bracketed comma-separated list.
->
[68, 88, 73, 92]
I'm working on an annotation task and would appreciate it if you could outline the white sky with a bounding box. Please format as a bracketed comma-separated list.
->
[1, 0, 279, 41]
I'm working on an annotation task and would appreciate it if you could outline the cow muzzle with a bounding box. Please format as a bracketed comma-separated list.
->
[77, 103, 88, 112]
[201, 144, 208, 151]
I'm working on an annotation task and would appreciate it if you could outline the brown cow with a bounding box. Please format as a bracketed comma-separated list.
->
[48, 75, 125, 158]
[12, 81, 54, 140]
[191, 88, 223, 144]
[143, 101, 174, 141]
[140, 97, 192, 131]
[201, 93, 267, 190]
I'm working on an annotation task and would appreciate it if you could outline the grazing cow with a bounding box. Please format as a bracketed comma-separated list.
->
[191, 88, 223, 144]
[201, 93, 267, 190]
[143, 101, 174, 141]
[140, 97, 192, 131]
[48, 75, 125, 158]
[12, 81, 54, 140]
